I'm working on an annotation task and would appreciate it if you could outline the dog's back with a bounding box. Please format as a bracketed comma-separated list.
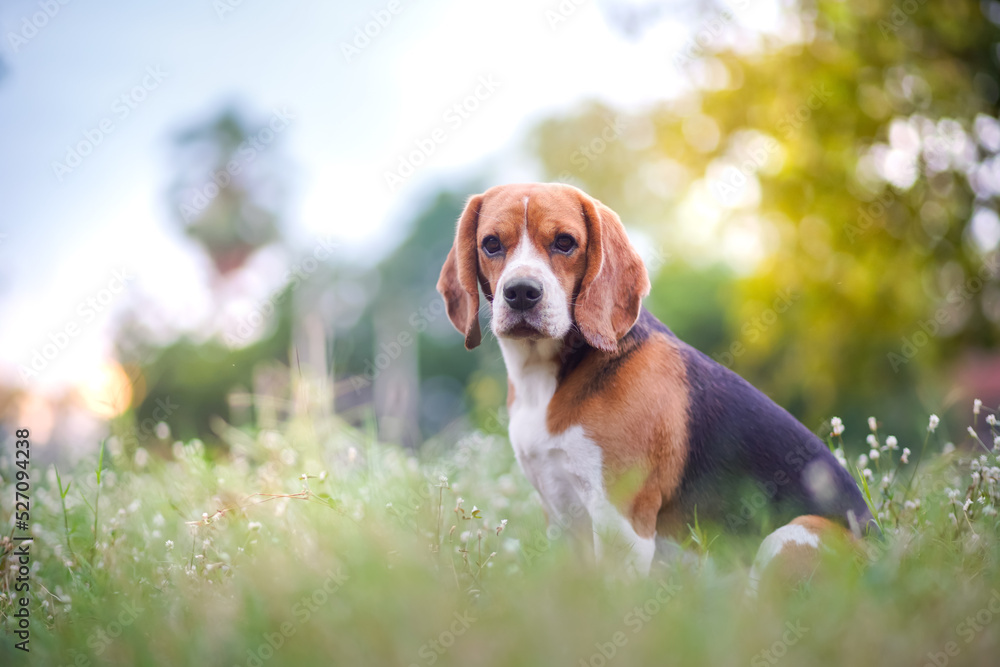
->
[672, 319, 874, 535]
[562, 307, 874, 539]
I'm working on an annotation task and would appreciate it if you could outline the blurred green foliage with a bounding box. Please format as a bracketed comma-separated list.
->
[532, 0, 1000, 444]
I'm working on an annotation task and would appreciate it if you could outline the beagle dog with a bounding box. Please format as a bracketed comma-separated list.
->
[437, 182, 874, 576]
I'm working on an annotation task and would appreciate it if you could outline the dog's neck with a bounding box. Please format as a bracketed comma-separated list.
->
[497, 331, 597, 404]
[497, 338, 563, 405]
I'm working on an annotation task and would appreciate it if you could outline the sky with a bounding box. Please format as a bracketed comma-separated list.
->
[0, 0, 783, 398]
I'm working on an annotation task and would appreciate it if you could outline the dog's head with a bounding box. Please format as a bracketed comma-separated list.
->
[437, 183, 650, 353]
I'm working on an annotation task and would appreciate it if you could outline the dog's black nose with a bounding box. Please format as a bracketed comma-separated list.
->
[503, 278, 543, 311]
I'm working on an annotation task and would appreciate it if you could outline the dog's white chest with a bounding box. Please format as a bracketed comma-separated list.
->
[499, 340, 655, 574]
[507, 378, 604, 521]
[500, 343, 604, 521]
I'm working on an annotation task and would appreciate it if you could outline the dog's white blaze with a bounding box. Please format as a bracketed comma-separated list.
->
[491, 226, 572, 340]
[747, 523, 821, 596]
[500, 337, 654, 576]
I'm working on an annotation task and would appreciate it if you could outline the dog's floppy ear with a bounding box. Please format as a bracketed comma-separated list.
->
[437, 194, 484, 349]
[574, 194, 650, 353]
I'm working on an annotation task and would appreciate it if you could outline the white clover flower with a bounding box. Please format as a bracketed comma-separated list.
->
[968, 426, 978, 439]
[886, 435, 898, 450]
[831, 416, 844, 436]
[963, 499, 973, 512]
[834, 448, 847, 467]
[868, 417, 878, 432]
[972, 472, 981, 484]
[863, 469, 873, 480]
[165, 540, 174, 550]
[994, 436, 1000, 452]
[904, 500, 917, 510]
[858, 454, 869, 468]
[439, 475, 448, 483]
[987, 414, 997, 426]
[867, 434, 878, 448]
[248, 521, 261, 531]
[881, 475, 891, 489]
[928, 414, 940, 432]
[869, 449, 880, 461]
[974, 399, 983, 415]
[947, 488, 960, 501]
[901, 447, 911, 464]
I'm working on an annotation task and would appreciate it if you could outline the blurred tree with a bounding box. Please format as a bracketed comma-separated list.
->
[116, 180, 500, 450]
[166, 107, 287, 275]
[532, 0, 1000, 443]
[113, 105, 296, 450]
[332, 186, 502, 444]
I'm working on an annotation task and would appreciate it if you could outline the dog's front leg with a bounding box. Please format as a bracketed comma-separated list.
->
[535, 480, 596, 563]
[551, 473, 656, 576]
[527, 458, 657, 576]
[589, 499, 657, 577]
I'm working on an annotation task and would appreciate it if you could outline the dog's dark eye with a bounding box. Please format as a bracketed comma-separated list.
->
[553, 234, 577, 254]
[482, 236, 503, 256]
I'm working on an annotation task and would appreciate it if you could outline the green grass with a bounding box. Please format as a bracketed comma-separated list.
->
[2, 393, 1000, 667]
